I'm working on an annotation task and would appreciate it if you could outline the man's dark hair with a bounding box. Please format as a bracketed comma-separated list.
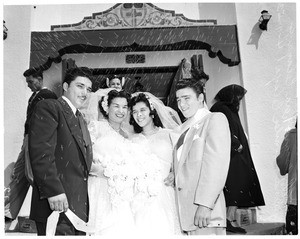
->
[175, 78, 205, 97]
[23, 68, 43, 79]
[63, 67, 92, 85]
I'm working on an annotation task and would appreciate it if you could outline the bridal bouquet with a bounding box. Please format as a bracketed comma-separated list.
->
[130, 138, 163, 211]
[132, 145, 162, 197]
[94, 139, 139, 208]
[92, 126, 162, 209]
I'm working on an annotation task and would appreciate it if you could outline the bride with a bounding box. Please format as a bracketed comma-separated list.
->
[129, 92, 182, 235]
[85, 89, 182, 235]
[87, 89, 135, 235]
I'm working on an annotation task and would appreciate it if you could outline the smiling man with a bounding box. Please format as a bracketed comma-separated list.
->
[173, 78, 231, 235]
[28, 67, 93, 235]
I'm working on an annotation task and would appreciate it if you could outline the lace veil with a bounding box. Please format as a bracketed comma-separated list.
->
[81, 88, 115, 123]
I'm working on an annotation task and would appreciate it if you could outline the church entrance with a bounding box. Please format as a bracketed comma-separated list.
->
[29, 3, 240, 104]
[91, 66, 178, 102]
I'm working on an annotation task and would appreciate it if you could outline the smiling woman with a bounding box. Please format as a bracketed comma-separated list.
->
[130, 93, 163, 134]
[86, 89, 135, 235]
[128, 91, 182, 235]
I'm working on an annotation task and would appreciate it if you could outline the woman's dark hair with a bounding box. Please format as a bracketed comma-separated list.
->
[129, 93, 163, 133]
[214, 84, 247, 113]
[175, 78, 205, 97]
[99, 90, 131, 118]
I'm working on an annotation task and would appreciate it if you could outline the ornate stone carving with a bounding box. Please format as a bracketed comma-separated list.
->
[51, 3, 216, 31]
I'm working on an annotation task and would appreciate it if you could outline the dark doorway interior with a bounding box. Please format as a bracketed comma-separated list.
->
[91, 66, 178, 103]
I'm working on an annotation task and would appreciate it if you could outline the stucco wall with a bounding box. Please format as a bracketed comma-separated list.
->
[3, 5, 32, 172]
[235, 3, 297, 222]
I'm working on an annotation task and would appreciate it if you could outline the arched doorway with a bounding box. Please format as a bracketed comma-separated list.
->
[29, 3, 240, 103]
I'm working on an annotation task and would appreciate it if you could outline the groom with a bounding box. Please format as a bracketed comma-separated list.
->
[173, 78, 230, 235]
[28, 67, 93, 235]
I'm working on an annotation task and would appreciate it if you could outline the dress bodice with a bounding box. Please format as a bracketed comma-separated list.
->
[88, 120, 130, 177]
[132, 128, 174, 178]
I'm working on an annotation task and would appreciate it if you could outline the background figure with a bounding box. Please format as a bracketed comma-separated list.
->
[28, 67, 93, 235]
[129, 92, 181, 235]
[5, 68, 57, 220]
[210, 84, 265, 233]
[174, 78, 230, 235]
[106, 75, 126, 91]
[133, 79, 145, 93]
[276, 122, 297, 235]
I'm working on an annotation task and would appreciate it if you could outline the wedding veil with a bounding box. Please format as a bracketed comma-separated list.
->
[81, 88, 115, 123]
[131, 92, 182, 130]
[83, 89, 182, 131]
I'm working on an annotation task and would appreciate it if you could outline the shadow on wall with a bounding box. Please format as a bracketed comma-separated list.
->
[4, 162, 15, 187]
[247, 22, 263, 49]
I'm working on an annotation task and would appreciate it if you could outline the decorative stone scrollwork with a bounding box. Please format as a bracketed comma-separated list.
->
[51, 3, 216, 31]
[85, 19, 99, 29]
[145, 12, 183, 27]
[85, 13, 122, 29]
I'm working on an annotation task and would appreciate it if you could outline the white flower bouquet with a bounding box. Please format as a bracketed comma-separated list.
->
[92, 132, 162, 209]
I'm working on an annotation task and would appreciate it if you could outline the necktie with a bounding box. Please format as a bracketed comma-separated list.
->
[176, 128, 189, 149]
[76, 110, 91, 147]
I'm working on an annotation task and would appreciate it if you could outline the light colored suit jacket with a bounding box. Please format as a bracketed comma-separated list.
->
[173, 110, 230, 232]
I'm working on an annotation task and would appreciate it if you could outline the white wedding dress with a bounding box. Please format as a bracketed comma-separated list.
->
[131, 128, 181, 235]
[87, 120, 136, 235]
[87, 120, 181, 235]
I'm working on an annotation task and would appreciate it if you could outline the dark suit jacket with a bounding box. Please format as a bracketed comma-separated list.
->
[25, 88, 57, 135]
[28, 97, 93, 223]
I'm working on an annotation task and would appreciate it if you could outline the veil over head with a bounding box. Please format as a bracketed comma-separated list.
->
[83, 89, 182, 132]
[214, 84, 247, 112]
[82, 88, 115, 123]
[131, 92, 182, 130]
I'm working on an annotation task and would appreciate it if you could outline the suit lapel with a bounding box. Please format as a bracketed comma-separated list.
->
[58, 98, 88, 164]
[177, 126, 196, 170]
[175, 113, 212, 173]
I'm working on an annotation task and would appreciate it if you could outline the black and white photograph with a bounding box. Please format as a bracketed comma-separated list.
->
[2, 0, 297, 236]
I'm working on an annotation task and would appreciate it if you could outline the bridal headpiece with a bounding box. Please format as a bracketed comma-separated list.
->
[101, 95, 109, 113]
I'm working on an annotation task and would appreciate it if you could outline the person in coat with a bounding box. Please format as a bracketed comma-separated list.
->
[276, 121, 297, 235]
[210, 84, 265, 233]
[173, 78, 230, 235]
[5, 68, 57, 220]
[28, 67, 93, 235]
